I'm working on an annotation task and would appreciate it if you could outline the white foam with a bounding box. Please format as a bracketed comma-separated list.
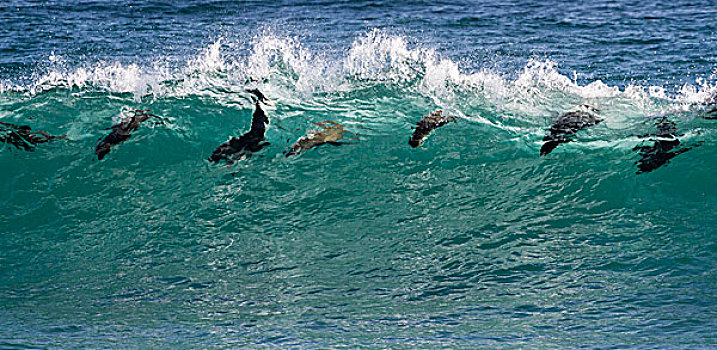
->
[5, 29, 716, 128]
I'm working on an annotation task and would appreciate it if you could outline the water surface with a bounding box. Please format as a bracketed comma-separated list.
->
[1, 0, 716, 347]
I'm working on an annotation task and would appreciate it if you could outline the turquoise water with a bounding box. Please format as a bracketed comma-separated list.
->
[1, 1, 717, 347]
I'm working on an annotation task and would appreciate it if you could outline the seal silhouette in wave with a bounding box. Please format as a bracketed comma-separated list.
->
[409, 110, 456, 148]
[634, 117, 693, 174]
[209, 89, 270, 163]
[540, 105, 602, 156]
[285, 120, 352, 157]
[1, 121, 65, 151]
[95, 109, 163, 160]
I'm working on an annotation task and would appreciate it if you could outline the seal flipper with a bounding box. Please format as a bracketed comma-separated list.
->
[96, 145, 111, 160]
[540, 140, 559, 156]
[540, 138, 570, 156]
[246, 88, 269, 105]
[671, 147, 692, 157]
[249, 140, 270, 153]
[9, 130, 36, 151]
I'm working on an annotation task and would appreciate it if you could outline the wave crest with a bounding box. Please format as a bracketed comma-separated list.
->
[2, 29, 715, 125]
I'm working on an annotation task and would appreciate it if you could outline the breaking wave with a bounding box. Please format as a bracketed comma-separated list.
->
[2, 29, 716, 134]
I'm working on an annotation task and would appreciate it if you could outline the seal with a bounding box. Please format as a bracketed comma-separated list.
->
[95, 109, 162, 160]
[634, 117, 692, 174]
[1, 121, 65, 151]
[408, 110, 456, 148]
[285, 120, 349, 157]
[209, 89, 270, 163]
[540, 105, 602, 156]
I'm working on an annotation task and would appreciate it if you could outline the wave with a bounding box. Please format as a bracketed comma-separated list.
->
[1, 29, 715, 131]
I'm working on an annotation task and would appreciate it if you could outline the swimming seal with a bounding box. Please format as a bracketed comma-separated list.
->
[285, 120, 348, 157]
[95, 109, 162, 160]
[209, 89, 270, 163]
[409, 110, 456, 148]
[540, 105, 602, 156]
[1, 121, 65, 151]
[634, 117, 692, 174]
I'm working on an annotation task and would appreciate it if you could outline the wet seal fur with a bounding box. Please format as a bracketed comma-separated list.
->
[634, 117, 692, 174]
[540, 105, 602, 156]
[1, 121, 65, 151]
[209, 89, 270, 163]
[96, 109, 163, 160]
[285, 120, 350, 157]
[409, 110, 456, 148]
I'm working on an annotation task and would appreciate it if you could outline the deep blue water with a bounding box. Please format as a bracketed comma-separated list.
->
[1, 0, 716, 348]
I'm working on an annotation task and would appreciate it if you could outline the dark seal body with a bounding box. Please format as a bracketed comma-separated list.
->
[1, 121, 65, 151]
[409, 110, 456, 148]
[209, 99, 269, 163]
[634, 117, 691, 174]
[96, 110, 158, 160]
[285, 120, 346, 157]
[540, 105, 602, 156]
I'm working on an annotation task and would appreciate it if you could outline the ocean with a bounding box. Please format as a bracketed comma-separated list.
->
[1, 0, 716, 347]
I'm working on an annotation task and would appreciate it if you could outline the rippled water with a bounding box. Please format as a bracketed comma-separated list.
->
[1, 0, 716, 347]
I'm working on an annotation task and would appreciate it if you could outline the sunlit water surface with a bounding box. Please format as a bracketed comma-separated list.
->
[1, 0, 716, 347]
